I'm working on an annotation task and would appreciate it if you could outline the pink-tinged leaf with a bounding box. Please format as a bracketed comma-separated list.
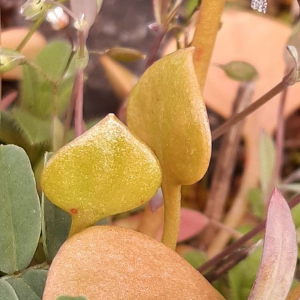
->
[70, 0, 99, 34]
[157, 208, 209, 242]
[150, 188, 163, 212]
[248, 188, 297, 300]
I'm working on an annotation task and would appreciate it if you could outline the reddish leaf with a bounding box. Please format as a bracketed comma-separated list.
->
[157, 208, 209, 242]
[150, 188, 163, 212]
[248, 188, 297, 300]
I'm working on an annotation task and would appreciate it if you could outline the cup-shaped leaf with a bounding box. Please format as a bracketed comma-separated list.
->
[127, 48, 211, 249]
[43, 226, 224, 300]
[41, 114, 162, 235]
[0, 145, 41, 274]
[248, 188, 297, 300]
[127, 47, 211, 186]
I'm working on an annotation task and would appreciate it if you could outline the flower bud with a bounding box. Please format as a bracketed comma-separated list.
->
[20, 0, 46, 21]
[0, 48, 25, 73]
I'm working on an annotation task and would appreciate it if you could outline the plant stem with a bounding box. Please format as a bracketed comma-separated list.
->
[16, 0, 68, 52]
[191, 0, 226, 89]
[16, 16, 45, 52]
[198, 192, 300, 274]
[212, 80, 287, 141]
[145, 26, 167, 69]
[74, 71, 84, 137]
[0, 91, 18, 111]
[161, 181, 181, 250]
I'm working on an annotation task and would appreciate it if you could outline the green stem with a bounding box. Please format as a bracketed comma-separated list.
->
[161, 181, 181, 250]
[16, 0, 69, 52]
[16, 17, 45, 52]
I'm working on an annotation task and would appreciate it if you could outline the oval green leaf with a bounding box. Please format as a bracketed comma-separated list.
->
[105, 47, 146, 63]
[218, 61, 258, 82]
[0, 145, 41, 274]
[0, 279, 19, 300]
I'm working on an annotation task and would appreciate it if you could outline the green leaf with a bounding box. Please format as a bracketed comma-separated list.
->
[292, 201, 300, 228]
[0, 111, 46, 164]
[0, 145, 41, 274]
[228, 246, 262, 300]
[35, 41, 72, 82]
[55, 296, 89, 300]
[248, 188, 265, 219]
[12, 108, 52, 145]
[6, 270, 47, 300]
[218, 61, 258, 82]
[182, 250, 207, 269]
[21, 41, 74, 118]
[21, 269, 48, 298]
[42, 152, 71, 262]
[105, 47, 146, 63]
[52, 117, 64, 152]
[259, 130, 275, 198]
[0, 279, 19, 300]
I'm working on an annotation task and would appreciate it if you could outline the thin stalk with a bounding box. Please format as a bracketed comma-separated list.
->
[198, 193, 300, 274]
[161, 181, 181, 250]
[191, 0, 226, 89]
[212, 80, 288, 141]
[74, 71, 84, 137]
[274, 87, 288, 181]
[16, 16, 45, 52]
[16, 0, 68, 52]
[145, 26, 167, 69]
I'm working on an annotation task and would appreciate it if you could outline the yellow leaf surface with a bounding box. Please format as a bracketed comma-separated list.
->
[127, 48, 211, 249]
[41, 114, 162, 236]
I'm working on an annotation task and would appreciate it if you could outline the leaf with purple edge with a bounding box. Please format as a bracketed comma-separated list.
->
[248, 188, 297, 300]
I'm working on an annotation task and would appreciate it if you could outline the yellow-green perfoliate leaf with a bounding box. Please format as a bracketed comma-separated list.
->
[128, 48, 211, 185]
[127, 48, 212, 249]
[41, 114, 162, 236]
[0, 145, 41, 274]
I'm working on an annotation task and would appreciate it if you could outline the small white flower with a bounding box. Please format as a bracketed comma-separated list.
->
[251, 0, 268, 14]
[20, 0, 46, 21]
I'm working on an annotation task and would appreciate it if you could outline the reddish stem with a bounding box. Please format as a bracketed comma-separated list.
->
[198, 192, 300, 274]
[0, 91, 18, 111]
[74, 71, 84, 137]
